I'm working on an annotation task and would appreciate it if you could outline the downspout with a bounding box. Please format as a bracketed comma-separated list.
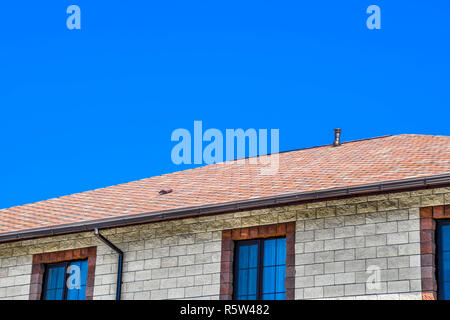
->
[94, 228, 123, 300]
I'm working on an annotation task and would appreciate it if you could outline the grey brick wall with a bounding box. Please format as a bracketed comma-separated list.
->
[295, 208, 421, 299]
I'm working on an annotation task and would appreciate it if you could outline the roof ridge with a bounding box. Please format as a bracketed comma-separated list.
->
[276, 134, 394, 155]
[1, 133, 447, 211]
[26, 134, 396, 198]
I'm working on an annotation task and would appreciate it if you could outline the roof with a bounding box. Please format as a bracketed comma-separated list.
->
[1, 134, 450, 241]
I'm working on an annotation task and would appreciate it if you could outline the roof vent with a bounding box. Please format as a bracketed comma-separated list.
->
[333, 128, 342, 147]
[159, 188, 173, 195]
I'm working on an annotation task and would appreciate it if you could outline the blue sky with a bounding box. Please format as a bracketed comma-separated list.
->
[0, 1, 449, 209]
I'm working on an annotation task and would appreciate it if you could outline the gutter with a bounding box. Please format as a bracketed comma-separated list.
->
[1, 173, 450, 243]
[94, 228, 123, 300]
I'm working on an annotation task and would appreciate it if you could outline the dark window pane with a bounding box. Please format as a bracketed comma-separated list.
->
[66, 260, 88, 300]
[439, 223, 450, 300]
[44, 265, 65, 300]
[43, 260, 88, 300]
[237, 269, 249, 297]
[262, 266, 276, 294]
[263, 239, 276, 267]
[276, 238, 286, 265]
[235, 242, 258, 300]
[442, 252, 450, 281]
[248, 245, 258, 268]
[441, 225, 450, 251]
[234, 238, 286, 300]
[275, 292, 285, 300]
[262, 238, 286, 299]
[275, 265, 286, 292]
[248, 268, 258, 296]
[262, 293, 274, 300]
[239, 245, 249, 269]
[443, 282, 450, 300]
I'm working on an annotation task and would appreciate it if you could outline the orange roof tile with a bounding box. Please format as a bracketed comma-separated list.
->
[1, 134, 450, 237]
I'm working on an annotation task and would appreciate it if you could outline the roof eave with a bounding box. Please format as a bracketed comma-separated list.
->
[1, 172, 450, 244]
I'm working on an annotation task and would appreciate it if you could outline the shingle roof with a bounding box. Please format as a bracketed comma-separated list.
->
[1, 134, 450, 237]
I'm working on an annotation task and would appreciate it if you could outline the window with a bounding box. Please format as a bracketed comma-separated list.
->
[437, 221, 450, 300]
[234, 238, 286, 300]
[43, 260, 88, 300]
[30, 247, 96, 300]
[220, 223, 295, 300]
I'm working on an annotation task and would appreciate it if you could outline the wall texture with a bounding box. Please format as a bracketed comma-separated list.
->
[0, 187, 449, 300]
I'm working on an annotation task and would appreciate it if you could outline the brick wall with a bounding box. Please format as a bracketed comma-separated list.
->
[0, 187, 449, 300]
[295, 202, 421, 299]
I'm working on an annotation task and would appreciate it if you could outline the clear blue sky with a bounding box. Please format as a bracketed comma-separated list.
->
[0, 1, 449, 209]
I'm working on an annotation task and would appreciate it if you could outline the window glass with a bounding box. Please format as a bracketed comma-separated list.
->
[441, 225, 450, 251]
[234, 238, 286, 300]
[66, 260, 88, 300]
[44, 265, 65, 300]
[439, 224, 450, 299]
[262, 238, 286, 300]
[235, 242, 258, 300]
[43, 260, 88, 300]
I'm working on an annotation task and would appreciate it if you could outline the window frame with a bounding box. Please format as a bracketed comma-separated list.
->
[41, 259, 88, 300]
[30, 246, 97, 300]
[219, 222, 295, 300]
[233, 236, 286, 300]
[436, 219, 450, 300]
[419, 205, 450, 300]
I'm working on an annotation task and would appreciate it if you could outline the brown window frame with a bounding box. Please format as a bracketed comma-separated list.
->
[29, 246, 97, 300]
[219, 222, 295, 300]
[420, 205, 450, 300]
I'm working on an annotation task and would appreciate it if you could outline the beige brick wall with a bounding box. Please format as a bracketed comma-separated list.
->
[295, 206, 421, 300]
[0, 187, 449, 300]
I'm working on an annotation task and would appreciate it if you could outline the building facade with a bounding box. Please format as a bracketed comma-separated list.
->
[0, 187, 449, 300]
[0, 134, 449, 300]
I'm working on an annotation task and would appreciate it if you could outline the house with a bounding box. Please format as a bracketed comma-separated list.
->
[0, 133, 449, 300]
